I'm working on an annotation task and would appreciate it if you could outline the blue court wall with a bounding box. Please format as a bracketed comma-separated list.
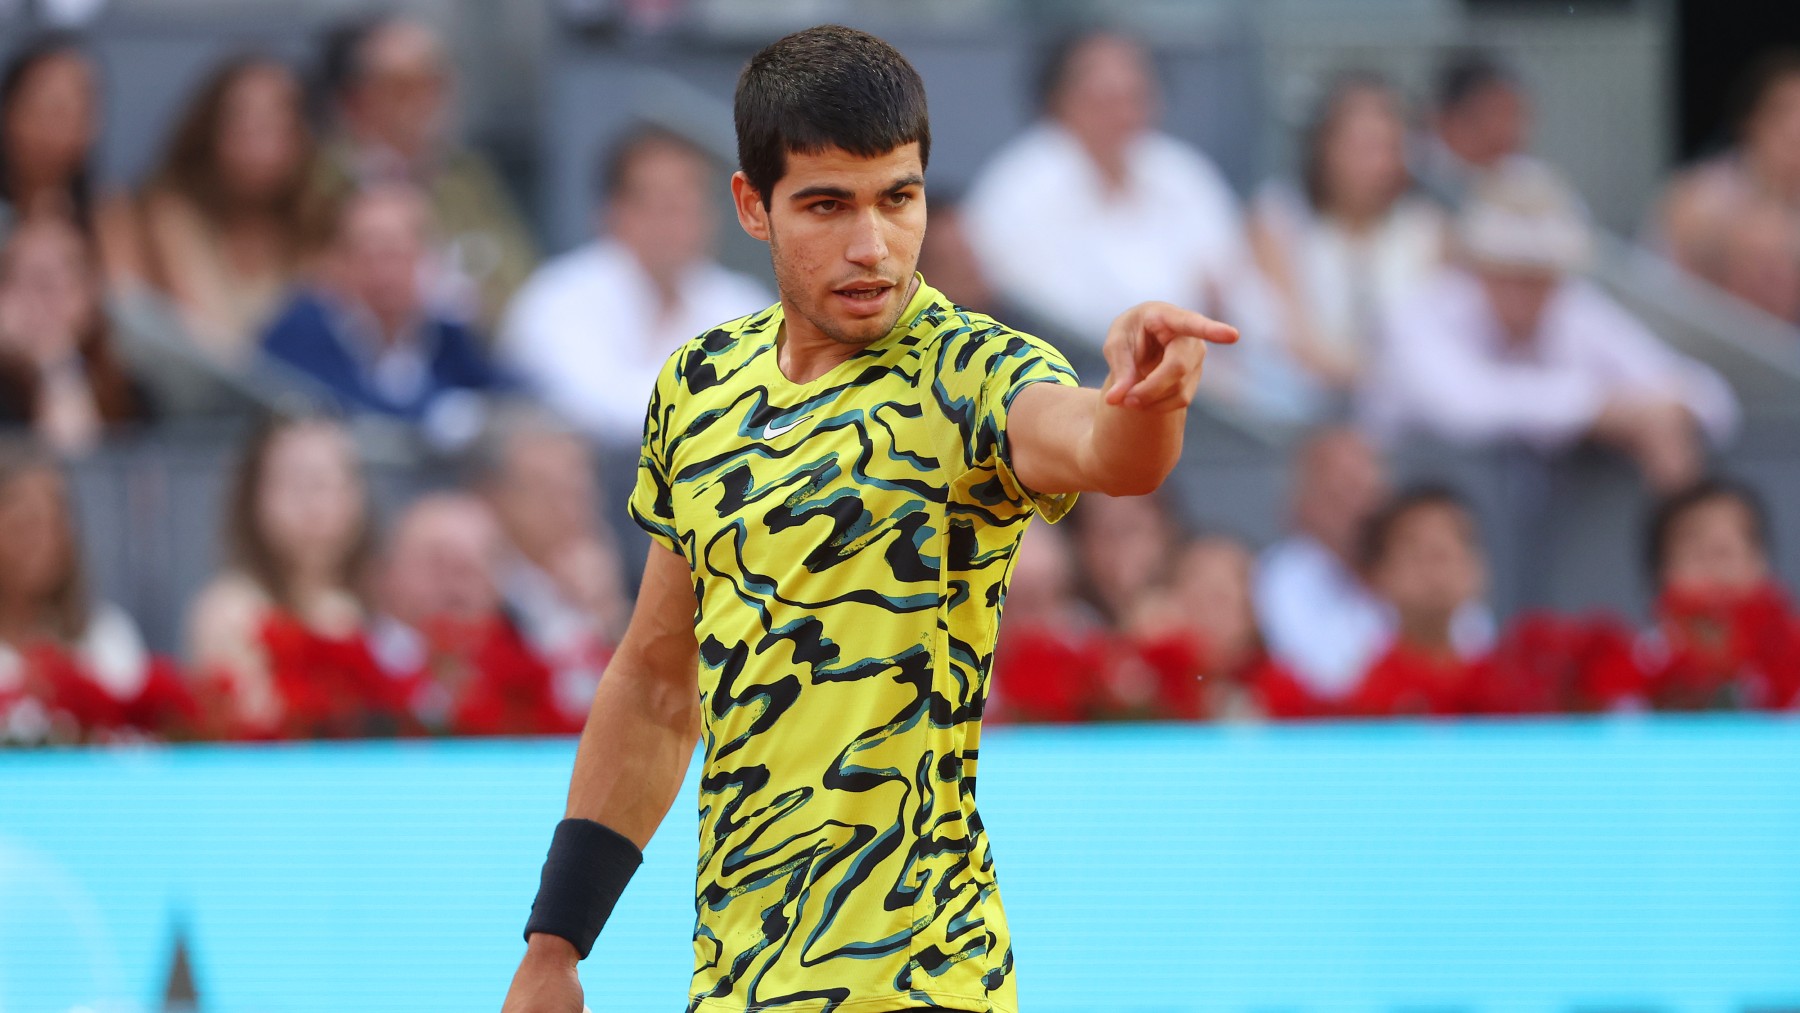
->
[2, 719, 1797, 1012]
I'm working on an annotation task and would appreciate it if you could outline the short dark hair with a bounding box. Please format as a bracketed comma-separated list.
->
[1435, 48, 1518, 113]
[1644, 477, 1771, 587]
[317, 15, 386, 100]
[593, 123, 714, 204]
[1358, 483, 1476, 574]
[733, 25, 930, 203]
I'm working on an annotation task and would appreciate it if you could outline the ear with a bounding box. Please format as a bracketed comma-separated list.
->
[731, 171, 770, 243]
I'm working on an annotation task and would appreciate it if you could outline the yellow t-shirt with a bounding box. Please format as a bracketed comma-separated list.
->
[629, 278, 1078, 1013]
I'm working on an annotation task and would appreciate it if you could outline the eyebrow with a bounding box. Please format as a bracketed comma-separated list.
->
[788, 174, 926, 202]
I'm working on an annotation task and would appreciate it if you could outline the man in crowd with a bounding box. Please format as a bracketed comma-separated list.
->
[368, 492, 571, 735]
[1255, 427, 1493, 701]
[962, 29, 1248, 374]
[476, 412, 629, 721]
[499, 125, 770, 446]
[261, 183, 506, 446]
[316, 15, 537, 331]
[1413, 49, 1538, 209]
[1365, 163, 1739, 492]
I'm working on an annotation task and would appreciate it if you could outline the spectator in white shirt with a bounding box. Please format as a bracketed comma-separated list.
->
[961, 29, 1248, 352]
[499, 125, 771, 446]
[1255, 427, 1493, 700]
[1366, 163, 1739, 492]
[1250, 71, 1446, 418]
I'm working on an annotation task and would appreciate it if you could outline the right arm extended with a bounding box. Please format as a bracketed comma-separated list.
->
[502, 543, 702, 1011]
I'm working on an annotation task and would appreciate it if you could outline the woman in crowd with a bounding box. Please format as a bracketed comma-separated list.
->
[1642, 478, 1800, 711]
[0, 34, 144, 284]
[0, 440, 191, 744]
[0, 212, 146, 455]
[990, 523, 1110, 724]
[1343, 487, 1491, 717]
[1249, 72, 1444, 413]
[1120, 534, 1289, 721]
[140, 55, 316, 363]
[1654, 50, 1800, 319]
[1067, 491, 1180, 627]
[185, 414, 405, 738]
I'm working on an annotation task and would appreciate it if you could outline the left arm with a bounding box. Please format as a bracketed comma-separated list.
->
[1010, 301, 1238, 497]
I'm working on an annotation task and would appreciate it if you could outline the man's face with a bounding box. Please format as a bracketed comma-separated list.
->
[1052, 35, 1157, 162]
[348, 21, 449, 162]
[1295, 429, 1390, 556]
[490, 432, 597, 563]
[1476, 265, 1558, 344]
[1443, 82, 1529, 169]
[336, 189, 428, 323]
[610, 141, 717, 281]
[733, 142, 926, 347]
[382, 500, 501, 629]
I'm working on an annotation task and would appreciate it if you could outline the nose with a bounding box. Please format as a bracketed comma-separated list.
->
[844, 208, 888, 268]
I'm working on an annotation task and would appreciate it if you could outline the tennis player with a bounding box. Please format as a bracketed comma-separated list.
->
[502, 24, 1236, 1013]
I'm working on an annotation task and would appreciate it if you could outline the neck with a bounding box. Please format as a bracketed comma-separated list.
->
[1396, 611, 1456, 657]
[285, 562, 342, 607]
[633, 251, 686, 317]
[10, 176, 72, 216]
[777, 275, 918, 384]
[1326, 197, 1388, 234]
[0, 594, 50, 644]
[1083, 142, 1130, 193]
[1062, 123, 1131, 193]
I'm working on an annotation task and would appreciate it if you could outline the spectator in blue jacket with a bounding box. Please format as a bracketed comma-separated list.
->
[260, 181, 503, 443]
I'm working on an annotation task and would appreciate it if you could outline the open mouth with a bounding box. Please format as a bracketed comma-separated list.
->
[833, 282, 893, 309]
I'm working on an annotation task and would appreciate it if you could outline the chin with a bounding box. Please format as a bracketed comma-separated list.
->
[816, 313, 896, 347]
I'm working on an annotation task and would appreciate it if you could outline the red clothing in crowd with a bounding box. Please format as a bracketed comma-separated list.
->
[993, 623, 1297, 723]
[397, 616, 580, 737]
[0, 642, 198, 744]
[1648, 582, 1800, 711]
[1112, 629, 1294, 720]
[1481, 611, 1644, 715]
[247, 613, 416, 740]
[1341, 643, 1486, 718]
[990, 622, 1110, 723]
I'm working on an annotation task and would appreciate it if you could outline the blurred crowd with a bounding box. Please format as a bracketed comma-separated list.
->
[1, 20, 1798, 744]
[992, 428, 1798, 722]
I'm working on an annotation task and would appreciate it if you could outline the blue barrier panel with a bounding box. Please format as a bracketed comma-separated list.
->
[2, 718, 1798, 1012]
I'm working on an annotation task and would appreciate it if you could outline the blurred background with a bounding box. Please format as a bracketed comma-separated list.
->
[1, 0, 1798, 1009]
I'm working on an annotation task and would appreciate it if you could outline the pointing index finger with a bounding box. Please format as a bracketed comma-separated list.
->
[1144, 303, 1239, 345]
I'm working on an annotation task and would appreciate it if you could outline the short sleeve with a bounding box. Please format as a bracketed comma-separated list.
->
[967, 329, 1082, 522]
[627, 353, 681, 553]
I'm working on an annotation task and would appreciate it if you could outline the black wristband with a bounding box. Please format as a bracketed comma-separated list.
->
[523, 818, 644, 959]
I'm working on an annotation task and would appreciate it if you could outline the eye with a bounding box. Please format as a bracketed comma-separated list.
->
[885, 192, 915, 208]
[809, 199, 841, 214]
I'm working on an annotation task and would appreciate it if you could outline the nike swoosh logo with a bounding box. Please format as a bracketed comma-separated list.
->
[759, 415, 812, 440]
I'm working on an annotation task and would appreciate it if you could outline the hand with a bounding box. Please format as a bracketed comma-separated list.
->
[1100, 302, 1239, 413]
[501, 934, 584, 1013]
